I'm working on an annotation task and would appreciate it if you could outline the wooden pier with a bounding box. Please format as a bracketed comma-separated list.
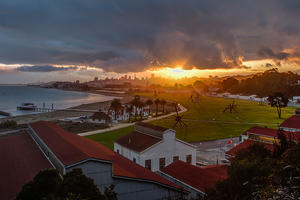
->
[0, 111, 11, 117]
[32, 107, 98, 113]
[33, 107, 57, 112]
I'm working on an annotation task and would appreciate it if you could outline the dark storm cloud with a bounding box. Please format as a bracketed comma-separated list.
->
[16, 65, 78, 72]
[0, 0, 300, 72]
[257, 47, 290, 60]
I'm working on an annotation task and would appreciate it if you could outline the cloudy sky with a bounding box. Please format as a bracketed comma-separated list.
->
[0, 0, 300, 83]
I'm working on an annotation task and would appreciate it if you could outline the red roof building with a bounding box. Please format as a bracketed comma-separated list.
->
[28, 121, 185, 200]
[160, 161, 227, 198]
[226, 140, 274, 157]
[114, 122, 197, 172]
[0, 133, 52, 200]
[280, 115, 300, 132]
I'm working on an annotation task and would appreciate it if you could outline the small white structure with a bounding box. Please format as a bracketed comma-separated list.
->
[107, 103, 151, 122]
[114, 122, 197, 172]
[88, 112, 111, 124]
[107, 106, 130, 122]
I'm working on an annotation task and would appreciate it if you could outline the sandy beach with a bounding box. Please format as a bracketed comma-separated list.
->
[0, 95, 134, 124]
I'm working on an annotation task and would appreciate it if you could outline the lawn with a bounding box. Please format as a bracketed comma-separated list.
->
[135, 92, 296, 142]
[86, 92, 296, 149]
[86, 126, 134, 149]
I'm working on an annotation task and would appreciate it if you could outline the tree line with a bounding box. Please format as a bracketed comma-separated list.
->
[220, 68, 300, 98]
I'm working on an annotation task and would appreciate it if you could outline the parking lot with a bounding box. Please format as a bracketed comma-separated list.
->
[192, 137, 240, 166]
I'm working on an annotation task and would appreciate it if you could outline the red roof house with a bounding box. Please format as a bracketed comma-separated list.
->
[160, 160, 227, 198]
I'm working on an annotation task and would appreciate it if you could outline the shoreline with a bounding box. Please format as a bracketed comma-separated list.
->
[0, 86, 126, 124]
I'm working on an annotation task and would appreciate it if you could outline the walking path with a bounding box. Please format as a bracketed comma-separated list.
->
[78, 104, 187, 136]
[183, 118, 278, 126]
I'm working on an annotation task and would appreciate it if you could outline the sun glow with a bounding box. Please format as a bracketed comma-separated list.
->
[148, 66, 205, 79]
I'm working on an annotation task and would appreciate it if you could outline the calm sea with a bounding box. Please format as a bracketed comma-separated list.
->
[0, 85, 116, 118]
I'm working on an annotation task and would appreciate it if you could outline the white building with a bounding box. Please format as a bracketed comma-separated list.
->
[108, 104, 151, 122]
[114, 122, 197, 172]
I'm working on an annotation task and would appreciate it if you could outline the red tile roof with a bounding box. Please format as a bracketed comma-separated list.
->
[242, 126, 278, 137]
[280, 115, 300, 130]
[243, 126, 300, 142]
[29, 121, 182, 190]
[226, 140, 274, 157]
[113, 154, 181, 190]
[0, 133, 52, 200]
[135, 122, 169, 132]
[115, 131, 161, 152]
[30, 121, 115, 165]
[161, 161, 227, 192]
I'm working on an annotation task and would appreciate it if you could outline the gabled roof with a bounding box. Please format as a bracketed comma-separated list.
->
[29, 121, 181, 190]
[30, 121, 115, 166]
[226, 140, 274, 157]
[115, 131, 161, 152]
[135, 122, 169, 132]
[161, 161, 227, 192]
[280, 115, 300, 130]
[0, 133, 52, 200]
[113, 154, 181, 190]
[243, 126, 300, 142]
[242, 126, 278, 137]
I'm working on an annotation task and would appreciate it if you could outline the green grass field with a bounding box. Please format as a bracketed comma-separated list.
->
[86, 126, 134, 149]
[86, 92, 296, 149]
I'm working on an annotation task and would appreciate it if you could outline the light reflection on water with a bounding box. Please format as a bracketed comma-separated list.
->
[0, 85, 117, 118]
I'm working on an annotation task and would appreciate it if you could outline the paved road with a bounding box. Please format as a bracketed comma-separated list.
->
[78, 104, 187, 136]
[192, 137, 240, 165]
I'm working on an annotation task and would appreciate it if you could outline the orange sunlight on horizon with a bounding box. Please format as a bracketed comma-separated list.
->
[147, 66, 252, 79]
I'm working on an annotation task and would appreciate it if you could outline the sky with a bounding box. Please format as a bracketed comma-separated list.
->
[0, 0, 300, 83]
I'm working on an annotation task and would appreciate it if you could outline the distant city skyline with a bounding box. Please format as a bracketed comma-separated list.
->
[1, 0, 300, 83]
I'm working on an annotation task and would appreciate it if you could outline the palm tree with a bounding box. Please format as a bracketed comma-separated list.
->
[160, 99, 166, 114]
[131, 96, 141, 121]
[126, 105, 133, 122]
[154, 98, 160, 117]
[110, 99, 122, 120]
[145, 99, 153, 116]
[138, 101, 145, 120]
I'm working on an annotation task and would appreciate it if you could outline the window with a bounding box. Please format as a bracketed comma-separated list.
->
[159, 157, 165, 170]
[173, 156, 179, 162]
[186, 155, 192, 164]
[133, 158, 136, 163]
[145, 159, 151, 170]
[117, 149, 119, 154]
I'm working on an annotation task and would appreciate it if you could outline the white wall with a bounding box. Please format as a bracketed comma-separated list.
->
[141, 138, 196, 171]
[114, 143, 141, 164]
[114, 130, 196, 172]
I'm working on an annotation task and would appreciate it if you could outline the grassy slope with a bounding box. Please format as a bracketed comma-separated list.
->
[86, 126, 134, 149]
[136, 92, 295, 142]
[86, 92, 295, 149]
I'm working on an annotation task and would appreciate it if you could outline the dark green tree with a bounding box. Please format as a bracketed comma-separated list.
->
[17, 168, 62, 200]
[267, 92, 289, 118]
[204, 143, 272, 200]
[221, 77, 239, 93]
[160, 99, 166, 114]
[110, 99, 122, 120]
[145, 99, 153, 115]
[60, 168, 104, 200]
[154, 98, 160, 116]
[17, 168, 108, 200]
